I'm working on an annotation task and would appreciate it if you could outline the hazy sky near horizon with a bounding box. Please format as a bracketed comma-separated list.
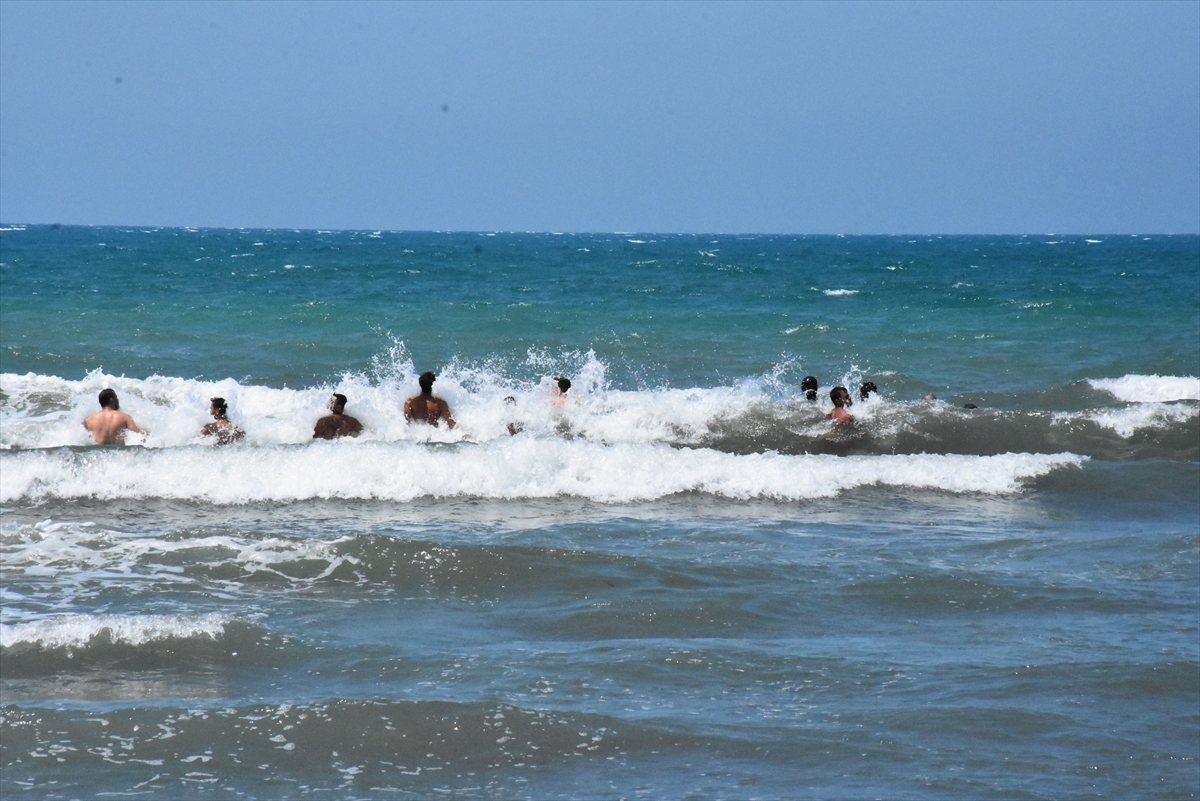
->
[2, 1, 1197, 234]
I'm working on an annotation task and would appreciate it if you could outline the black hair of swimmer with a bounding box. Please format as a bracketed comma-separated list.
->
[419, 372, 436, 394]
[211, 397, 228, 418]
[963, 403, 978, 409]
[98, 388, 119, 409]
[859, 381, 877, 400]
[830, 386, 851, 408]
[332, 393, 348, 412]
[801, 375, 818, 402]
[556, 377, 571, 393]
[504, 395, 517, 405]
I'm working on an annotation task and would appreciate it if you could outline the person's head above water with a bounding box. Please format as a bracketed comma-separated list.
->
[330, 393, 348, 414]
[859, 381, 877, 400]
[98, 388, 119, 409]
[830, 387, 851, 408]
[801, 376, 818, 402]
[556, 377, 571, 394]
[210, 397, 228, 419]
[419, 372, 436, 394]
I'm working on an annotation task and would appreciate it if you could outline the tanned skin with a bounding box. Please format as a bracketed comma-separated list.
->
[202, 399, 245, 445]
[405, 373, 456, 429]
[84, 391, 143, 444]
[313, 395, 364, 440]
[828, 387, 854, 424]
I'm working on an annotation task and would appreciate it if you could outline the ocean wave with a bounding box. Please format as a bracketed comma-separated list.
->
[0, 612, 230, 651]
[1088, 374, 1199, 403]
[2, 370, 1195, 459]
[0, 441, 1084, 504]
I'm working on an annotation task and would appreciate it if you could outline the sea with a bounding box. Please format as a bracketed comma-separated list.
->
[1, 226, 1197, 800]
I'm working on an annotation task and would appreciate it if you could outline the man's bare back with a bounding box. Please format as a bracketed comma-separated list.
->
[404, 395, 456, 428]
[313, 413, 363, 440]
[84, 406, 142, 444]
[405, 373, 456, 429]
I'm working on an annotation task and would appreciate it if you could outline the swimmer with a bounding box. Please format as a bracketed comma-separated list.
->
[313, 393, 364, 439]
[859, 381, 877, 401]
[83, 388, 143, 444]
[201, 397, 245, 445]
[552, 376, 571, 406]
[405, 372, 456, 428]
[801, 375, 819, 402]
[828, 386, 854, 424]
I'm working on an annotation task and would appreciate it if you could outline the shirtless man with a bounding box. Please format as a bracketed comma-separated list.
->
[83, 388, 143, 444]
[405, 372, 456, 428]
[313, 393, 364, 439]
[202, 397, 245, 445]
[828, 386, 854, 424]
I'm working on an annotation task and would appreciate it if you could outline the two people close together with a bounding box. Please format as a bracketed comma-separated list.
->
[313, 370, 455, 440]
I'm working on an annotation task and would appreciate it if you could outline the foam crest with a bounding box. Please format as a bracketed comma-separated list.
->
[0, 362, 792, 450]
[1089, 375, 1200, 403]
[0, 613, 230, 651]
[1, 519, 353, 591]
[1073, 403, 1198, 438]
[0, 441, 1085, 504]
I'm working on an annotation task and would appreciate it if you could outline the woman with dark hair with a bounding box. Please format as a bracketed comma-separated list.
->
[202, 397, 245, 445]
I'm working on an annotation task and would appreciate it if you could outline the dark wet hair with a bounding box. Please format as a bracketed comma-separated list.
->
[830, 386, 851, 408]
[556, 377, 571, 393]
[504, 396, 516, 405]
[963, 403, 978, 410]
[211, 397, 228, 418]
[859, 381, 877, 400]
[801, 376, 818, 402]
[98, 388, 119, 409]
[419, 372, 436, 393]
[332, 393, 348, 411]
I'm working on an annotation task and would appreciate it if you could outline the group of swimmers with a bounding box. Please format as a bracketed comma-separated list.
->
[82, 372, 573, 445]
[83, 372, 905, 444]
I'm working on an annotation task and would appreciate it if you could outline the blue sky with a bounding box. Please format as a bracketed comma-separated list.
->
[1, 0, 1197, 233]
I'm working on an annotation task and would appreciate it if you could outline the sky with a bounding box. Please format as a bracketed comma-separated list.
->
[1, 0, 1197, 234]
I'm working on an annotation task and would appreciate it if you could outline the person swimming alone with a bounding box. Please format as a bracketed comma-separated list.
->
[313, 393, 364, 439]
[405, 372, 456, 428]
[83, 388, 144, 444]
[202, 397, 245, 445]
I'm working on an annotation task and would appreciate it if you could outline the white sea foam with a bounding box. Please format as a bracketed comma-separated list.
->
[0, 363, 814, 451]
[1089, 374, 1200, 403]
[1, 518, 352, 588]
[822, 289, 859, 296]
[0, 613, 230, 650]
[0, 441, 1084, 504]
[1068, 403, 1198, 438]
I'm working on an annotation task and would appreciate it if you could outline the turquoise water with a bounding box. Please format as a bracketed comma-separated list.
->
[1, 225, 1197, 799]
